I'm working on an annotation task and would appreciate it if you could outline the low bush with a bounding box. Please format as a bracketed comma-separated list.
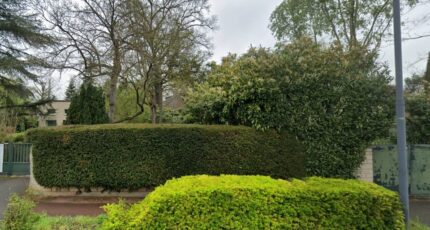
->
[0, 132, 25, 143]
[0, 194, 104, 230]
[0, 194, 39, 230]
[27, 124, 305, 191]
[102, 175, 404, 230]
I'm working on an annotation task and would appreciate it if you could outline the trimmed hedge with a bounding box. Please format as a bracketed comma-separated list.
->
[102, 175, 404, 230]
[26, 124, 305, 191]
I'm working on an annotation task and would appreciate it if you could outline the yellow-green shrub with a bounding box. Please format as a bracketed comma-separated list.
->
[103, 175, 404, 230]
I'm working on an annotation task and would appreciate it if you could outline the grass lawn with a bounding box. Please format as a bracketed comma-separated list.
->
[32, 215, 105, 230]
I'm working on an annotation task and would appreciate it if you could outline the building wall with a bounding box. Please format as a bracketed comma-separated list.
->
[38, 101, 71, 128]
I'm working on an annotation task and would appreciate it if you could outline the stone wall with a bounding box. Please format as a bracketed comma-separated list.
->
[356, 148, 373, 182]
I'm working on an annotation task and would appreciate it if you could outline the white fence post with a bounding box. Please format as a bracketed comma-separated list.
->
[0, 144, 4, 173]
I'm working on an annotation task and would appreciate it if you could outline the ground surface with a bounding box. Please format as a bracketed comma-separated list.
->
[411, 199, 430, 225]
[0, 176, 29, 219]
[34, 197, 142, 216]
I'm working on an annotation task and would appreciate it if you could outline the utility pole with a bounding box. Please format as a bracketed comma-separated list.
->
[393, 0, 409, 227]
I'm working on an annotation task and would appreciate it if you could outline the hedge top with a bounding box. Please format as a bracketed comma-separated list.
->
[103, 175, 404, 229]
[26, 123, 255, 134]
[150, 175, 398, 197]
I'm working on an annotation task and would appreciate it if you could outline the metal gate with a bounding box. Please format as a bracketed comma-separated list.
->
[373, 145, 430, 197]
[0, 143, 31, 176]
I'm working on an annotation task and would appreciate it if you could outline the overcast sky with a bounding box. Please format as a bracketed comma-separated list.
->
[208, 0, 430, 78]
[55, 0, 430, 98]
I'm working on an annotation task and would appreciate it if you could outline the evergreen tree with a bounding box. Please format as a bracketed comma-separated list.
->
[66, 79, 109, 125]
[65, 78, 77, 100]
[425, 53, 430, 83]
[424, 52, 430, 96]
[0, 0, 52, 105]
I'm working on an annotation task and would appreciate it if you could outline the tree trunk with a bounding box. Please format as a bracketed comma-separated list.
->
[151, 92, 157, 124]
[155, 82, 163, 123]
[348, 0, 358, 49]
[108, 45, 121, 123]
[108, 79, 118, 123]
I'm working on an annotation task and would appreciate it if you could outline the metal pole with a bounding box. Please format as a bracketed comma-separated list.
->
[393, 0, 410, 227]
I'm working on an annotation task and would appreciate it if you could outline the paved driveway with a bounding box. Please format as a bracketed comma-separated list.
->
[0, 177, 29, 219]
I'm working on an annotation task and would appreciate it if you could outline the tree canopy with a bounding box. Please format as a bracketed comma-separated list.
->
[184, 38, 394, 177]
[270, 0, 418, 51]
[66, 80, 109, 125]
[0, 0, 52, 106]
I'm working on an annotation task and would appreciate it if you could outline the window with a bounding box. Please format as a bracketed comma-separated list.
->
[47, 109, 56, 114]
[46, 120, 57, 127]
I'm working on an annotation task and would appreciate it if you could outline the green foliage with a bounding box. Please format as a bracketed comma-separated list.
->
[269, 0, 417, 50]
[278, 40, 394, 177]
[411, 219, 430, 230]
[66, 80, 109, 125]
[0, 194, 39, 230]
[184, 39, 394, 178]
[405, 74, 427, 96]
[403, 55, 430, 144]
[26, 124, 305, 191]
[184, 48, 287, 130]
[65, 78, 77, 100]
[102, 200, 130, 230]
[0, 132, 25, 142]
[0, 194, 103, 230]
[32, 215, 105, 230]
[0, 0, 53, 104]
[406, 95, 430, 144]
[102, 175, 405, 230]
[424, 53, 430, 86]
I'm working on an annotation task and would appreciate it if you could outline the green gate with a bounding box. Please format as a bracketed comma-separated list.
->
[0, 143, 31, 176]
[373, 145, 430, 197]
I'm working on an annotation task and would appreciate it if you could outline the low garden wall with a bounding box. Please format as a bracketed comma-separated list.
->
[26, 124, 305, 192]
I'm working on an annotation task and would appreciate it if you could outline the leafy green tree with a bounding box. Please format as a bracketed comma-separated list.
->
[405, 74, 425, 95]
[404, 53, 430, 144]
[66, 80, 109, 125]
[185, 48, 286, 130]
[184, 38, 394, 178]
[425, 53, 430, 83]
[269, 0, 417, 50]
[406, 96, 430, 144]
[0, 0, 52, 106]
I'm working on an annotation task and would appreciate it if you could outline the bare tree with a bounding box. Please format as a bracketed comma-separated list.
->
[124, 0, 216, 123]
[36, 0, 126, 122]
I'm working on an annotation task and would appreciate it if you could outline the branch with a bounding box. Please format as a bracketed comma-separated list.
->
[403, 34, 430, 41]
[321, 2, 342, 44]
[0, 99, 54, 110]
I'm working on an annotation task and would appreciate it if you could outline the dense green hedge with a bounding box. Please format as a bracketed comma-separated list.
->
[26, 124, 305, 191]
[102, 175, 404, 229]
